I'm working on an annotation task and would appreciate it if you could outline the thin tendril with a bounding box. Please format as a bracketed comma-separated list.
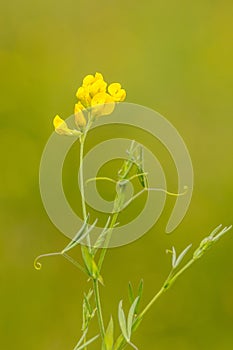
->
[85, 177, 117, 185]
[127, 172, 148, 182]
[148, 185, 188, 197]
[34, 252, 62, 270]
[121, 185, 188, 211]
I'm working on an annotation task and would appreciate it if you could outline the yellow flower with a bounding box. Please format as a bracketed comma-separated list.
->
[90, 79, 107, 97]
[82, 72, 104, 87]
[76, 86, 91, 107]
[54, 73, 126, 136]
[91, 92, 115, 117]
[82, 74, 96, 87]
[108, 83, 126, 102]
[53, 115, 81, 136]
[74, 102, 86, 129]
[73, 72, 126, 121]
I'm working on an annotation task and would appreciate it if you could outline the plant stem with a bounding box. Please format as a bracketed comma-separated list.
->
[139, 258, 195, 320]
[78, 124, 106, 342]
[79, 134, 87, 221]
[93, 278, 105, 339]
[137, 286, 164, 320]
[165, 258, 195, 289]
[114, 258, 197, 350]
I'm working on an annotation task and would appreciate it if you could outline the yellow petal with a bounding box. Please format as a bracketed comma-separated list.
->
[53, 115, 66, 128]
[82, 74, 95, 87]
[91, 92, 106, 106]
[53, 115, 73, 135]
[108, 83, 126, 102]
[90, 79, 107, 97]
[91, 93, 115, 117]
[74, 104, 86, 128]
[94, 72, 104, 81]
[76, 86, 91, 107]
[75, 101, 85, 110]
[108, 83, 121, 95]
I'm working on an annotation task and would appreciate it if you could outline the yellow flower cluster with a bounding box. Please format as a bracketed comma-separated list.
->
[53, 72, 126, 135]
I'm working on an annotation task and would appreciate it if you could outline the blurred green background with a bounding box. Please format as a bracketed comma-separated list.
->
[1, 0, 233, 349]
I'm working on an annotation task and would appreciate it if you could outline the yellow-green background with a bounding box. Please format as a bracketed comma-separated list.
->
[1, 0, 233, 349]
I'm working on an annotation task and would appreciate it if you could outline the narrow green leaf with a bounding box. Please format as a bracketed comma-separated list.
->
[209, 224, 223, 239]
[135, 279, 143, 314]
[93, 216, 111, 255]
[103, 316, 114, 350]
[136, 147, 148, 188]
[62, 216, 97, 253]
[174, 244, 192, 268]
[127, 296, 139, 339]
[128, 282, 135, 305]
[73, 330, 88, 350]
[74, 334, 99, 350]
[81, 245, 101, 280]
[81, 245, 93, 276]
[128, 341, 139, 350]
[83, 291, 93, 315]
[118, 300, 129, 341]
[213, 225, 232, 242]
[113, 335, 123, 350]
[137, 279, 143, 299]
[172, 246, 176, 268]
[91, 259, 99, 279]
[118, 140, 137, 179]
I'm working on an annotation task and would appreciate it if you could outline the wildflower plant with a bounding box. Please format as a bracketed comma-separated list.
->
[35, 72, 232, 349]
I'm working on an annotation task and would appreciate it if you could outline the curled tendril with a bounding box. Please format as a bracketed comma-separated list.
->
[34, 252, 61, 270]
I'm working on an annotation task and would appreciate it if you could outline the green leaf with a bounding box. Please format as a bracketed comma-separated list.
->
[212, 225, 232, 242]
[73, 334, 99, 350]
[62, 216, 97, 253]
[83, 289, 93, 315]
[103, 316, 114, 350]
[81, 245, 93, 276]
[209, 224, 223, 239]
[91, 259, 100, 279]
[112, 335, 122, 350]
[174, 244, 192, 268]
[93, 216, 111, 255]
[118, 300, 129, 342]
[118, 140, 137, 179]
[128, 282, 135, 305]
[138, 279, 143, 299]
[172, 246, 176, 268]
[82, 245, 102, 282]
[127, 297, 139, 339]
[135, 279, 143, 314]
[73, 330, 88, 350]
[136, 147, 148, 188]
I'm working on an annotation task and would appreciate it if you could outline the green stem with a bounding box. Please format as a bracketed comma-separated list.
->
[137, 286, 164, 320]
[93, 278, 105, 339]
[139, 258, 195, 320]
[78, 121, 106, 342]
[114, 258, 196, 350]
[164, 259, 195, 289]
[79, 134, 87, 221]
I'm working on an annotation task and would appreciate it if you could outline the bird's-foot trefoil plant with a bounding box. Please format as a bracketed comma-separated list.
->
[35, 72, 232, 350]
